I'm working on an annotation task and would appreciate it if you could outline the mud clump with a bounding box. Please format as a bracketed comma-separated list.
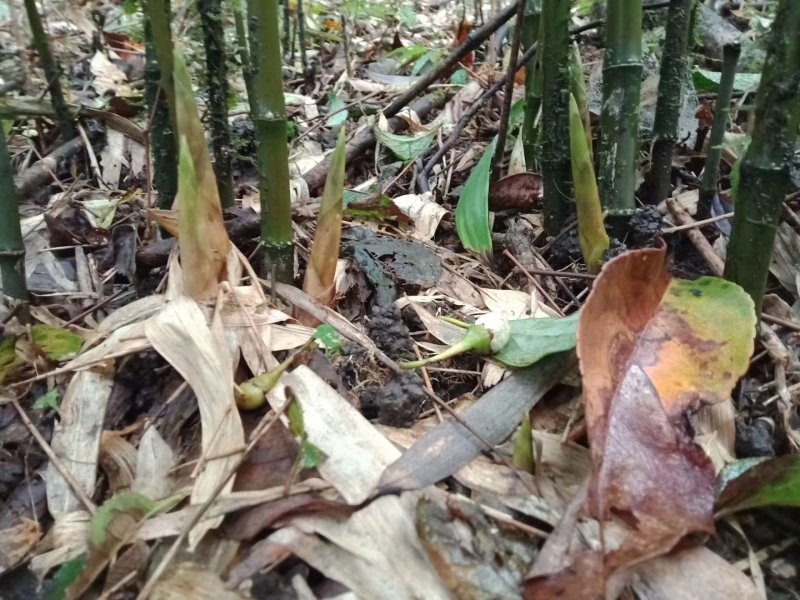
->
[361, 372, 426, 427]
[628, 206, 663, 247]
[365, 305, 414, 357]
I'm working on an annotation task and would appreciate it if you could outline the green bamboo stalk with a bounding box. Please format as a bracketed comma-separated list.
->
[233, 0, 255, 101]
[198, 0, 235, 208]
[521, 0, 541, 170]
[724, 0, 800, 317]
[143, 0, 177, 209]
[540, 0, 572, 234]
[23, 0, 74, 141]
[0, 131, 27, 299]
[649, 0, 693, 204]
[248, 0, 294, 281]
[143, 0, 176, 122]
[697, 42, 740, 219]
[597, 0, 642, 219]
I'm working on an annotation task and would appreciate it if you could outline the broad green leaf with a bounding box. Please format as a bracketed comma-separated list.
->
[31, 325, 83, 361]
[33, 388, 59, 411]
[455, 137, 497, 255]
[716, 456, 800, 516]
[314, 324, 342, 353]
[326, 91, 348, 129]
[375, 114, 437, 162]
[493, 313, 579, 367]
[569, 93, 608, 273]
[47, 554, 87, 600]
[692, 68, 761, 93]
[450, 69, 468, 85]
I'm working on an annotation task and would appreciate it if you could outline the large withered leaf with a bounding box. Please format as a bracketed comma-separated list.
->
[527, 246, 756, 596]
[173, 48, 230, 301]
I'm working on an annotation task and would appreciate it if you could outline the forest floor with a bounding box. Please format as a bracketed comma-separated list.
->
[1, 0, 799, 598]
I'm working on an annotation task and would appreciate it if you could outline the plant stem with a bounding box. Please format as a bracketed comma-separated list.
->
[233, 0, 255, 102]
[724, 0, 800, 317]
[296, 0, 312, 90]
[248, 0, 294, 281]
[492, 0, 526, 182]
[540, 0, 573, 234]
[198, 0, 235, 208]
[521, 0, 542, 169]
[597, 0, 642, 220]
[697, 42, 740, 219]
[23, 0, 74, 141]
[649, 0, 694, 204]
[0, 131, 27, 299]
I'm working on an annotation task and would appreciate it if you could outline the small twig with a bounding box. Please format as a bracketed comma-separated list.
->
[662, 211, 733, 233]
[492, 0, 525, 182]
[413, 345, 442, 422]
[12, 400, 97, 514]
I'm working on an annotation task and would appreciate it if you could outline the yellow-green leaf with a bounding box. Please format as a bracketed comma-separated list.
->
[31, 325, 83, 361]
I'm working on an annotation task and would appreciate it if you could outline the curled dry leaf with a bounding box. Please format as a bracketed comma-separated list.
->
[488, 172, 542, 212]
[526, 245, 756, 597]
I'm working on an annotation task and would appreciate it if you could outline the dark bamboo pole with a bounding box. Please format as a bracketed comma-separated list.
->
[521, 0, 542, 169]
[649, 0, 694, 204]
[597, 0, 643, 220]
[0, 131, 27, 299]
[198, 0, 235, 207]
[248, 0, 294, 281]
[540, 0, 573, 234]
[724, 0, 800, 316]
[698, 42, 740, 219]
[144, 0, 178, 209]
[233, 0, 255, 101]
[23, 0, 74, 141]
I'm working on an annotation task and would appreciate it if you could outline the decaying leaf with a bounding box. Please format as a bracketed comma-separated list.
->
[489, 172, 542, 212]
[526, 246, 756, 596]
[300, 128, 347, 324]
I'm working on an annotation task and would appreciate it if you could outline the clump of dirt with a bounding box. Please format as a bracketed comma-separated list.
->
[627, 206, 663, 247]
[736, 418, 776, 458]
[548, 231, 583, 269]
[604, 238, 628, 261]
[361, 372, 426, 427]
[365, 305, 414, 357]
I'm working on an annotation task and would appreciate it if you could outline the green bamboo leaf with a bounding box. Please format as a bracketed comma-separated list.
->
[31, 324, 83, 361]
[716, 456, 800, 516]
[375, 114, 437, 162]
[47, 554, 87, 600]
[455, 137, 497, 255]
[512, 412, 535, 473]
[569, 93, 608, 272]
[493, 312, 579, 367]
[692, 68, 761, 93]
[326, 91, 348, 129]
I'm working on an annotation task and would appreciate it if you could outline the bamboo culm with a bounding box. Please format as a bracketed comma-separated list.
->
[649, 0, 694, 203]
[698, 42, 740, 219]
[521, 0, 542, 170]
[540, 0, 573, 234]
[0, 131, 27, 299]
[198, 0, 235, 207]
[248, 0, 294, 281]
[143, 0, 177, 209]
[23, 0, 75, 141]
[724, 0, 800, 317]
[597, 0, 643, 220]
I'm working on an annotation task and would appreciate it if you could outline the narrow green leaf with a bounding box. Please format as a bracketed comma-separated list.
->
[512, 412, 535, 473]
[287, 398, 306, 439]
[569, 93, 608, 273]
[31, 325, 83, 361]
[455, 137, 497, 255]
[298, 439, 326, 469]
[493, 312, 579, 367]
[716, 455, 800, 516]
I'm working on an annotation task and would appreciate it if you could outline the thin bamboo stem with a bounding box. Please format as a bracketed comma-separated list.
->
[0, 130, 26, 299]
